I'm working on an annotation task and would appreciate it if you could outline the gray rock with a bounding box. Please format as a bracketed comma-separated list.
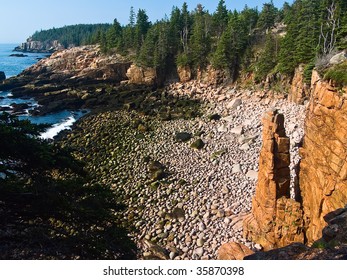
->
[232, 164, 242, 174]
[254, 243, 263, 251]
[222, 115, 234, 122]
[216, 210, 225, 218]
[227, 98, 242, 110]
[222, 186, 229, 194]
[246, 170, 258, 180]
[169, 252, 177, 260]
[329, 51, 347, 65]
[239, 143, 250, 151]
[195, 247, 204, 257]
[217, 125, 228, 132]
[230, 126, 244, 135]
[224, 217, 231, 225]
[197, 238, 205, 247]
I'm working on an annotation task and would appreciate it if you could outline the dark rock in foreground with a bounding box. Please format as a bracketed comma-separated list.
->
[0, 71, 5, 81]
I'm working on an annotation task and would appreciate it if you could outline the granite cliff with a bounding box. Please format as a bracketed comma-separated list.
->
[14, 39, 65, 53]
[233, 69, 347, 259]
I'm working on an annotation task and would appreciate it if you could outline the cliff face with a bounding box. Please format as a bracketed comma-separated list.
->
[299, 70, 347, 244]
[23, 45, 131, 82]
[242, 69, 347, 257]
[126, 65, 159, 86]
[243, 110, 304, 250]
[289, 65, 310, 104]
[14, 39, 65, 53]
[246, 206, 347, 260]
[0, 45, 132, 115]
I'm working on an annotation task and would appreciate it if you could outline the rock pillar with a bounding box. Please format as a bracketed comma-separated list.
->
[243, 110, 304, 250]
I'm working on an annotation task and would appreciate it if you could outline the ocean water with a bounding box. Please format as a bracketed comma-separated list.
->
[0, 44, 86, 139]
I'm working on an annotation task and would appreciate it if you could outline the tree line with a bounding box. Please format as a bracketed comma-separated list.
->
[30, 0, 347, 82]
[31, 24, 111, 48]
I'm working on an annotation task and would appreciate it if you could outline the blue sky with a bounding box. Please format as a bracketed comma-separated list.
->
[0, 0, 293, 43]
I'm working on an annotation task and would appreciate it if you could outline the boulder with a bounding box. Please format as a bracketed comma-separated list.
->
[9, 54, 28, 57]
[329, 51, 347, 65]
[230, 126, 244, 135]
[191, 139, 205, 150]
[148, 161, 166, 181]
[226, 98, 242, 110]
[246, 170, 258, 180]
[218, 242, 254, 260]
[175, 132, 192, 142]
[177, 65, 192, 83]
[126, 64, 158, 86]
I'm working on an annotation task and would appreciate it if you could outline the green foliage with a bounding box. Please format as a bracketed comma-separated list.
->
[278, 0, 320, 75]
[213, 0, 229, 38]
[323, 62, 347, 87]
[135, 9, 151, 51]
[189, 5, 212, 68]
[212, 9, 252, 80]
[27, 0, 347, 82]
[176, 52, 191, 67]
[137, 21, 170, 69]
[31, 24, 111, 48]
[303, 60, 316, 83]
[257, 1, 279, 30]
[336, 5, 347, 50]
[254, 34, 279, 82]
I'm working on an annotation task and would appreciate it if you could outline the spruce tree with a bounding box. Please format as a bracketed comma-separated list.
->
[255, 34, 279, 81]
[135, 9, 151, 50]
[213, 0, 229, 39]
[257, 1, 278, 30]
[189, 5, 212, 69]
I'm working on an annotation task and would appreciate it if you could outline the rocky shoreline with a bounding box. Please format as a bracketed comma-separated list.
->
[59, 83, 306, 260]
[1, 45, 309, 259]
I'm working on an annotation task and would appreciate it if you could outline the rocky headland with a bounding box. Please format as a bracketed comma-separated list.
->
[14, 39, 65, 53]
[1, 45, 347, 260]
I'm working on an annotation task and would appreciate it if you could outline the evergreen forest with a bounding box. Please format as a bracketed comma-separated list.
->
[30, 0, 347, 82]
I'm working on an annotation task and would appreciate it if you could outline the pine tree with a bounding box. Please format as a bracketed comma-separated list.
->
[278, 0, 320, 75]
[137, 25, 158, 67]
[189, 4, 211, 69]
[168, 6, 185, 59]
[212, 28, 231, 69]
[180, 2, 191, 55]
[257, 1, 278, 30]
[135, 9, 151, 51]
[176, 2, 192, 67]
[212, 10, 249, 80]
[106, 18, 122, 50]
[337, 13, 347, 49]
[213, 0, 229, 39]
[255, 34, 279, 81]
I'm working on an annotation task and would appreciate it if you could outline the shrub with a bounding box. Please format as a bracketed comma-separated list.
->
[323, 62, 347, 88]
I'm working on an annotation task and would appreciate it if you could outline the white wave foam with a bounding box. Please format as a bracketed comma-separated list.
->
[40, 116, 76, 139]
